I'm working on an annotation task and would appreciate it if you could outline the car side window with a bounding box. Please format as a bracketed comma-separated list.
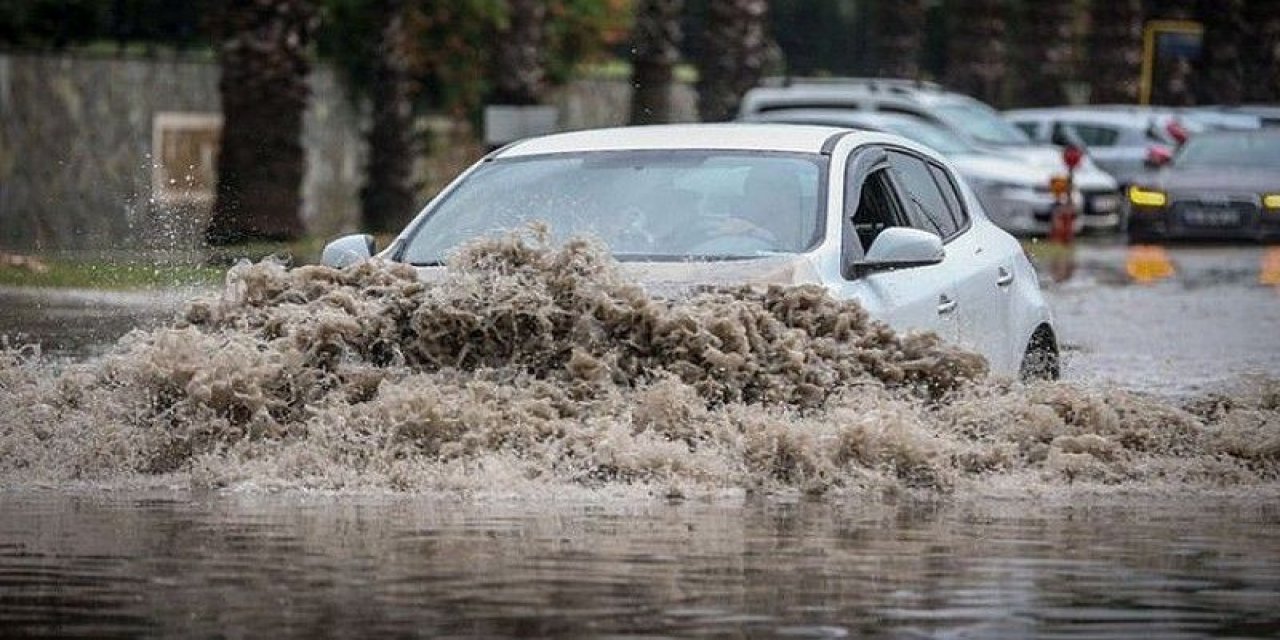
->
[927, 163, 969, 235]
[846, 167, 905, 253]
[1014, 121, 1040, 139]
[886, 150, 953, 238]
[1067, 122, 1120, 147]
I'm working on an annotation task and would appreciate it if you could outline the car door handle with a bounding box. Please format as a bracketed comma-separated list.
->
[937, 294, 958, 315]
[996, 267, 1015, 287]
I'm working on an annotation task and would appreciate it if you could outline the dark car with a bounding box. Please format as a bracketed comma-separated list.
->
[1127, 130, 1280, 242]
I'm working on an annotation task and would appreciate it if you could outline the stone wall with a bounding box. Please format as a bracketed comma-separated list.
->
[0, 52, 364, 255]
[0, 52, 697, 255]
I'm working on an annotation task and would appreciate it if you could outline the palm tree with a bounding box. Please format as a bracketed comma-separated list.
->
[1194, 0, 1246, 105]
[208, 0, 317, 245]
[1018, 0, 1075, 106]
[629, 0, 684, 125]
[944, 0, 1006, 105]
[1087, 0, 1143, 103]
[1245, 0, 1280, 101]
[360, 0, 416, 233]
[493, 0, 547, 106]
[871, 0, 923, 79]
[696, 0, 771, 122]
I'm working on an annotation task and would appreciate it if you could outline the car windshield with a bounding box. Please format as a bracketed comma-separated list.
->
[1174, 134, 1280, 168]
[933, 102, 1032, 146]
[400, 150, 826, 264]
[879, 120, 975, 154]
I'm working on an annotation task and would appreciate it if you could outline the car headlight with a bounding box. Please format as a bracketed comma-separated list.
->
[1128, 185, 1168, 207]
[1264, 193, 1280, 210]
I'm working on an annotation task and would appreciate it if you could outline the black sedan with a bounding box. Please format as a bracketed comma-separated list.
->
[1127, 130, 1280, 242]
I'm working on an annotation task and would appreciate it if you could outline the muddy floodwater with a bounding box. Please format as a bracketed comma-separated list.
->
[2, 238, 1278, 637]
[2, 492, 1278, 638]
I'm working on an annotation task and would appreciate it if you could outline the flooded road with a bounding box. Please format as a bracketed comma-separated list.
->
[1037, 242, 1280, 395]
[3, 492, 1278, 638]
[1, 238, 1278, 637]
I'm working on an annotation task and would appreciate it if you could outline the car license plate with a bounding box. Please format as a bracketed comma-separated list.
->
[1183, 208, 1241, 226]
[1089, 194, 1119, 213]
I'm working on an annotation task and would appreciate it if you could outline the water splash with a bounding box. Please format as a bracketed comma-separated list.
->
[1, 231, 1276, 496]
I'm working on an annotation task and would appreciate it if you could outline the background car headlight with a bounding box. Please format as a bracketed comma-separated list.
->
[1128, 186, 1168, 207]
[1264, 193, 1280, 210]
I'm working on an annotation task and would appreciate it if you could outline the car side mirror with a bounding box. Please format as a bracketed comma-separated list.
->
[321, 234, 377, 268]
[846, 227, 944, 278]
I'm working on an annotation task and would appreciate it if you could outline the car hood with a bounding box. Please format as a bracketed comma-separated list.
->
[414, 254, 824, 295]
[995, 145, 1117, 190]
[1145, 167, 1280, 193]
[950, 154, 1060, 186]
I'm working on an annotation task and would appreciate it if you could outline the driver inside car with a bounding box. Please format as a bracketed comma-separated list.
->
[681, 165, 805, 254]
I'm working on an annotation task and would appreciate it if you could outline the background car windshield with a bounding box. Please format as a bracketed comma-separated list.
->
[1174, 134, 1280, 168]
[934, 103, 1032, 146]
[400, 151, 825, 263]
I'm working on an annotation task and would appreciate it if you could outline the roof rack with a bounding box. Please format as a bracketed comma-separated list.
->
[760, 76, 943, 92]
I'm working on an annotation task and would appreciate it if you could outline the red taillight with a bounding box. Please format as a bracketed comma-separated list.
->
[1166, 120, 1189, 145]
[1145, 145, 1172, 167]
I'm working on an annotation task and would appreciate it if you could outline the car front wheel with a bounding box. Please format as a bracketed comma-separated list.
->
[1019, 326, 1060, 381]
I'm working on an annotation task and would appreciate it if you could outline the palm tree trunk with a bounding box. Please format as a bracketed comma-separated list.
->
[1087, 0, 1143, 103]
[493, 0, 547, 106]
[1245, 0, 1280, 101]
[208, 0, 316, 245]
[944, 0, 1007, 105]
[871, 0, 923, 79]
[361, 0, 417, 233]
[1018, 0, 1075, 106]
[629, 0, 684, 125]
[1194, 0, 1246, 105]
[696, 0, 771, 123]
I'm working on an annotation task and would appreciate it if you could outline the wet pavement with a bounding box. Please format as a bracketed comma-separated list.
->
[1033, 241, 1280, 395]
[0, 287, 193, 358]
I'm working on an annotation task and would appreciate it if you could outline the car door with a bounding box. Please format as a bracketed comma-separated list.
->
[884, 148, 1016, 370]
[829, 146, 958, 344]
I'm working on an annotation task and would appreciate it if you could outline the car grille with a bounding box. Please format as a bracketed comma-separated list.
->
[1082, 190, 1121, 216]
[1170, 196, 1259, 229]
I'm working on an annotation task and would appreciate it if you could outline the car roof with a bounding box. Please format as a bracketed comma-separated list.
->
[495, 123, 857, 157]
[1002, 108, 1168, 128]
[739, 83, 973, 116]
[747, 108, 929, 129]
[1189, 127, 1280, 141]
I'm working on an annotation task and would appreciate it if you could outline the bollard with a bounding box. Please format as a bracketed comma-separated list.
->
[1048, 175, 1076, 245]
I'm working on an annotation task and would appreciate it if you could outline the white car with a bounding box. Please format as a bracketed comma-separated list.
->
[322, 124, 1059, 379]
[1004, 107, 1187, 187]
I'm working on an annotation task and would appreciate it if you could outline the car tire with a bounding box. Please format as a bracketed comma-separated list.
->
[1019, 327, 1060, 381]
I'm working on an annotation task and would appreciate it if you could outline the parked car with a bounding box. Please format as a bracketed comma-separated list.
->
[1003, 107, 1186, 187]
[322, 124, 1060, 378]
[738, 79, 1121, 232]
[743, 109, 1118, 235]
[1127, 129, 1280, 243]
